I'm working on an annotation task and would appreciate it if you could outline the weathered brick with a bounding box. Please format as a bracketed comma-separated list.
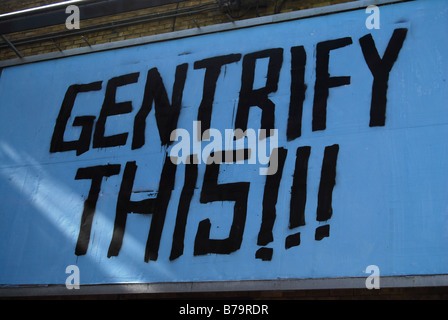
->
[0, 0, 360, 61]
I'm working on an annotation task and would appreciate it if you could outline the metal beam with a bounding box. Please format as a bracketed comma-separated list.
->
[0, 0, 189, 34]
[0, 34, 23, 58]
[0, 2, 218, 51]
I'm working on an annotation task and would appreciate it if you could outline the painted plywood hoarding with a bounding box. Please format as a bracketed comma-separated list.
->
[0, 0, 447, 289]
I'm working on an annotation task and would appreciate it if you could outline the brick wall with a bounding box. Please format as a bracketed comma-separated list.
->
[0, 0, 356, 61]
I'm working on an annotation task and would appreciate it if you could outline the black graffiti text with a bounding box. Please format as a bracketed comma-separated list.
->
[50, 28, 408, 261]
[50, 28, 408, 155]
[74, 145, 339, 261]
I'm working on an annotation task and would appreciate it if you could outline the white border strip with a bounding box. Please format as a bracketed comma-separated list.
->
[0, 0, 413, 68]
[0, 275, 447, 297]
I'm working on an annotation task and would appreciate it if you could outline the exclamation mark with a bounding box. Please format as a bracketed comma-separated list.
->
[285, 146, 311, 249]
[315, 144, 339, 241]
[255, 148, 288, 261]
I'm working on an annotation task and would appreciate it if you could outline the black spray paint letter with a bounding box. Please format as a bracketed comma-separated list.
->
[50, 81, 102, 156]
[285, 146, 311, 250]
[93, 72, 140, 149]
[74, 164, 121, 255]
[194, 150, 251, 256]
[359, 28, 408, 127]
[194, 54, 242, 139]
[107, 155, 177, 262]
[289, 146, 311, 230]
[235, 48, 283, 138]
[287, 46, 307, 141]
[170, 155, 198, 261]
[256, 147, 288, 261]
[313, 37, 353, 131]
[133, 64, 188, 149]
[315, 144, 339, 241]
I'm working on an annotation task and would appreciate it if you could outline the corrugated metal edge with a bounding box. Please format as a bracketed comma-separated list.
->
[0, 0, 414, 68]
[0, 275, 447, 297]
